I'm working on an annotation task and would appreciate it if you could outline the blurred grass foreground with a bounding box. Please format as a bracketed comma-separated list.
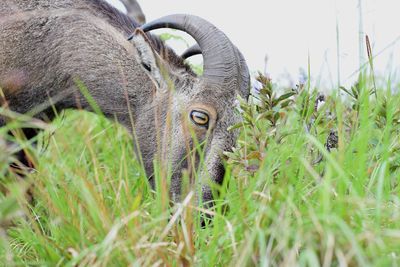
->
[1, 67, 400, 266]
[2, 17, 400, 263]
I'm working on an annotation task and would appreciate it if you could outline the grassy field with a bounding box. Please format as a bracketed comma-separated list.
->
[1, 70, 400, 266]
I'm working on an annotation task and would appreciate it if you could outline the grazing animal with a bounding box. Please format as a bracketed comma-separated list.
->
[0, 0, 250, 206]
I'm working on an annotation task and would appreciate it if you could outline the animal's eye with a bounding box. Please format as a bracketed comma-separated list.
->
[190, 110, 209, 128]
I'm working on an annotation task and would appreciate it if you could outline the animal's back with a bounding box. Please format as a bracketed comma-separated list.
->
[0, 0, 137, 29]
[1, 0, 101, 13]
[0, 0, 78, 14]
[0, 1, 84, 93]
[0, 0, 139, 116]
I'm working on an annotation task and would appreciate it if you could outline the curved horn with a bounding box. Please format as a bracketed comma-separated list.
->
[181, 44, 250, 99]
[140, 14, 245, 91]
[235, 48, 251, 99]
[181, 44, 201, 59]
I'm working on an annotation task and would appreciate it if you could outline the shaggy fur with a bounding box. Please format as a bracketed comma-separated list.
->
[0, 0, 249, 206]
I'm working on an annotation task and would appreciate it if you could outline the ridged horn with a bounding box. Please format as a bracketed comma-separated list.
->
[140, 14, 245, 92]
[234, 48, 251, 99]
[181, 44, 250, 99]
[181, 44, 201, 59]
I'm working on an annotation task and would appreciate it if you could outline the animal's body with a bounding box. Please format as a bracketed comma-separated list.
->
[0, 0, 250, 206]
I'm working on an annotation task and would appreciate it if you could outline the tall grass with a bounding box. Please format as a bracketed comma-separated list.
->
[1, 67, 400, 266]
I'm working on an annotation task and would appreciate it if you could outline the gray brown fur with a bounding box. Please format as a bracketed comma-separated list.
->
[0, 0, 250, 206]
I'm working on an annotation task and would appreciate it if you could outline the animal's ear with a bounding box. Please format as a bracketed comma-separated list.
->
[129, 29, 170, 91]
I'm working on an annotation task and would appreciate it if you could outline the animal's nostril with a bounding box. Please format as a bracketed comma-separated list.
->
[200, 212, 213, 228]
[214, 162, 226, 185]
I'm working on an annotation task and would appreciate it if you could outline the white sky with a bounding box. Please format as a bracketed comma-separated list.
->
[107, 0, 400, 89]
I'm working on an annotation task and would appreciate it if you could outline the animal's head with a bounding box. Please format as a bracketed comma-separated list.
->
[128, 15, 250, 206]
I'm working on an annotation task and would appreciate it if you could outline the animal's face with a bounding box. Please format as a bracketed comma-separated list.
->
[135, 79, 242, 204]
[129, 15, 250, 206]
[163, 85, 243, 205]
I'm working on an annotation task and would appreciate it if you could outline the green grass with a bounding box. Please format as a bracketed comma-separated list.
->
[1, 71, 400, 266]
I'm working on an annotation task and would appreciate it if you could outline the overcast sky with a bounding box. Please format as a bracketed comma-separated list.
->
[107, 0, 400, 89]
